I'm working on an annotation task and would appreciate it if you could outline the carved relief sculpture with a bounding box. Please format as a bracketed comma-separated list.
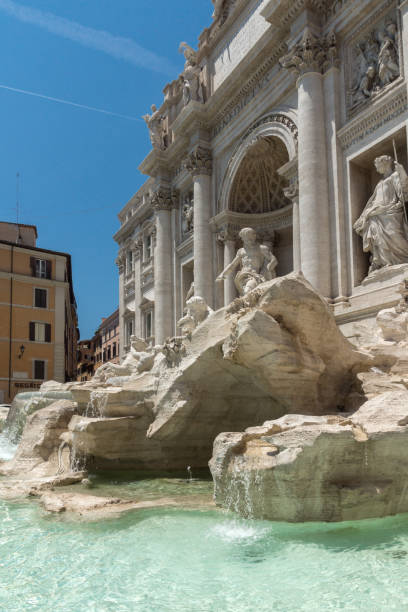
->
[354, 155, 408, 274]
[349, 17, 400, 110]
[216, 227, 278, 295]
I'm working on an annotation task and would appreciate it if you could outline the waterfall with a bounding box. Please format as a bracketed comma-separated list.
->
[4, 391, 73, 443]
[85, 391, 108, 418]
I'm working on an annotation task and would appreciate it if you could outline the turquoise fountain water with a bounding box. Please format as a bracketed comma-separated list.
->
[1, 433, 408, 611]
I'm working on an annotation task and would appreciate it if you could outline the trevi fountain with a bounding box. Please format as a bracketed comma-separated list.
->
[3, 0, 408, 609]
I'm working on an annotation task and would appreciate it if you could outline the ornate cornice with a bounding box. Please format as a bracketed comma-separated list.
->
[279, 29, 340, 78]
[338, 83, 407, 150]
[151, 188, 179, 211]
[185, 146, 213, 176]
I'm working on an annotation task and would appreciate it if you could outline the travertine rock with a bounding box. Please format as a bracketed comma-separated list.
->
[38, 491, 179, 518]
[0, 400, 79, 478]
[210, 390, 408, 522]
[148, 274, 368, 456]
[3, 274, 369, 473]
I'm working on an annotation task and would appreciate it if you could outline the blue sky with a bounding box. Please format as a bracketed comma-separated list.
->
[0, 0, 212, 338]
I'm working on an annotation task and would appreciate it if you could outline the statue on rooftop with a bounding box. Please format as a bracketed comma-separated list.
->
[216, 227, 278, 295]
[354, 155, 408, 274]
[142, 104, 163, 149]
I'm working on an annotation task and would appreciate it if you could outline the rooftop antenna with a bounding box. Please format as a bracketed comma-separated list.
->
[16, 172, 22, 244]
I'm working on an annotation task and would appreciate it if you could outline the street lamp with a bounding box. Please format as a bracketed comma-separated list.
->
[17, 344, 25, 359]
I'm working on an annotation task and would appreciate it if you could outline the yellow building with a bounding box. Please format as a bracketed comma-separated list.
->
[0, 222, 78, 403]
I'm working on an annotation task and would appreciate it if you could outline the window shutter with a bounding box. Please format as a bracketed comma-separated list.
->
[46, 260, 52, 279]
[45, 323, 51, 343]
[29, 322, 35, 341]
[41, 289, 47, 308]
[30, 257, 36, 277]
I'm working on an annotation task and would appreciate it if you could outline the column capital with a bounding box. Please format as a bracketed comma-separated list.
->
[283, 177, 299, 202]
[151, 188, 179, 211]
[185, 146, 213, 176]
[279, 29, 339, 79]
[216, 224, 238, 244]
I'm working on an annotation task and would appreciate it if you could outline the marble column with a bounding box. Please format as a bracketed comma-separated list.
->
[115, 253, 126, 361]
[133, 238, 143, 337]
[280, 30, 338, 297]
[284, 182, 300, 272]
[186, 146, 214, 306]
[151, 189, 175, 344]
[223, 238, 236, 305]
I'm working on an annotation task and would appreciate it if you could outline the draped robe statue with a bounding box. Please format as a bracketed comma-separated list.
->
[354, 155, 408, 274]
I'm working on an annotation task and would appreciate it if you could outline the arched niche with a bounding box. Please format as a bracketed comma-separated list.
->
[215, 113, 298, 282]
[218, 112, 298, 214]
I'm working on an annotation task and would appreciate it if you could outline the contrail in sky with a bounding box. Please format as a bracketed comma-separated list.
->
[0, 83, 141, 121]
[0, 0, 178, 76]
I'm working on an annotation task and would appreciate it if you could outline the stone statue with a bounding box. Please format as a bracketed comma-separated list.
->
[216, 227, 278, 295]
[212, 0, 224, 19]
[354, 155, 408, 274]
[142, 105, 163, 149]
[185, 281, 194, 302]
[182, 78, 191, 106]
[93, 336, 156, 382]
[177, 296, 214, 336]
[179, 42, 203, 104]
[182, 198, 194, 233]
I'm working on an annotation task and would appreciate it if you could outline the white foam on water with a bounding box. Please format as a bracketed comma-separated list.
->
[211, 520, 267, 542]
[0, 433, 17, 461]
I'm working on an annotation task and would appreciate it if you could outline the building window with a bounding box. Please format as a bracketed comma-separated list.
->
[29, 322, 51, 342]
[107, 346, 111, 360]
[145, 235, 152, 261]
[34, 360, 45, 380]
[127, 250, 133, 274]
[34, 288, 47, 308]
[145, 311, 153, 339]
[30, 258, 51, 279]
[112, 343, 116, 358]
[103, 349, 107, 362]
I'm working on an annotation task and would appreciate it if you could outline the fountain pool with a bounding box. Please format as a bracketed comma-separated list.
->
[1, 434, 408, 611]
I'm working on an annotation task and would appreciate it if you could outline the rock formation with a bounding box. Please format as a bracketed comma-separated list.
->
[210, 390, 408, 522]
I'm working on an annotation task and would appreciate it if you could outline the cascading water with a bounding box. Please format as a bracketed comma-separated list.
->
[85, 391, 108, 418]
[4, 391, 73, 443]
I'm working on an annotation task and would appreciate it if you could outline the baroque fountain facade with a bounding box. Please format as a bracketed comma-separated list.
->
[3, 0, 408, 524]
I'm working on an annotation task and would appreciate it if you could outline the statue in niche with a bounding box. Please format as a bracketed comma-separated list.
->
[349, 19, 399, 109]
[142, 105, 164, 150]
[182, 194, 194, 233]
[216, 227, 278, 295]
[354, 155, 408, 274]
